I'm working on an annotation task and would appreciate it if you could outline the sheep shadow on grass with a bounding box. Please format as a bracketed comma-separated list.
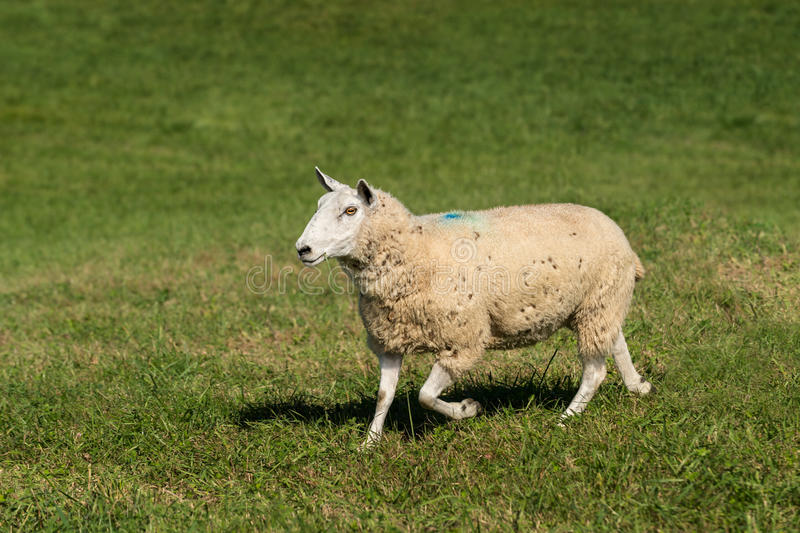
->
[236, 367, 577, 440]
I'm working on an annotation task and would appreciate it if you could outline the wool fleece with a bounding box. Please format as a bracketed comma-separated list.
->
[340, 188, 644, 378]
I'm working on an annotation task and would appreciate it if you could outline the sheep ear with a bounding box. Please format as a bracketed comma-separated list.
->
[357, 179, 374, 206]
[315, 167, 345, 192]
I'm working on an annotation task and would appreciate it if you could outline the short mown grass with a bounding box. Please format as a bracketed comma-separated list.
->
[1, 0, 798, 530]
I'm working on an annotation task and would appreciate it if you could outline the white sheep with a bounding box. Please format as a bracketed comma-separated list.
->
[296, 168, 652, 448]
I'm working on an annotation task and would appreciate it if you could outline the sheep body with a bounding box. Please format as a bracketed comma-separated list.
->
[346, 192, 643, 378]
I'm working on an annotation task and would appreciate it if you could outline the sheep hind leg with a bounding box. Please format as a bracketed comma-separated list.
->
[418, 362, 482, 420]
[611, 330, 652, 395]
[561, 355, 607, 420]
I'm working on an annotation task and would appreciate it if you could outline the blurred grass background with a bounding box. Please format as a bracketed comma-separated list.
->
[1, 0, 798, 530]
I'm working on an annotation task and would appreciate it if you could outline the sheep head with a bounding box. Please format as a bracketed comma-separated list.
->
[295, 167, 375, 267]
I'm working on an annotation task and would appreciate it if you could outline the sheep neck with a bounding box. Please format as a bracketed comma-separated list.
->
[339, 194, 423, 300]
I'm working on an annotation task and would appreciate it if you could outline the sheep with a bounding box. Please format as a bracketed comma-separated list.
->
[296, 167, 653, 448]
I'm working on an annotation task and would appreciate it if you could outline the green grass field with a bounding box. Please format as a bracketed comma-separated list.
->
[1, 0, 799, 530]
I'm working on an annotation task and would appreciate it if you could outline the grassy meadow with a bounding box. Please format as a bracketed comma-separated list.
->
[1, 0, 799, 530]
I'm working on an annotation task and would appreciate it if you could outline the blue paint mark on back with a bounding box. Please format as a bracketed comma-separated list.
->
[437, 211, 484, 227]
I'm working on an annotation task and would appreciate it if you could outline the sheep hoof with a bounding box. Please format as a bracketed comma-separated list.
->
[454, 398, 482, 419]
[634, 380, 653, 396]
[359, 434, 381, 452]
[557, 412, 573, 429]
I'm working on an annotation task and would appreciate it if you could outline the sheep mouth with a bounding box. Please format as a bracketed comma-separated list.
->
[301, 254, 325, 267]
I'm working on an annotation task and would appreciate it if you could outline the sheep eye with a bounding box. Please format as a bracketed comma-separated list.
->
[344, 206, 358, 216]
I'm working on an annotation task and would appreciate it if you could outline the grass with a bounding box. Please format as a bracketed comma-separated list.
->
[1, 0, 799, 530]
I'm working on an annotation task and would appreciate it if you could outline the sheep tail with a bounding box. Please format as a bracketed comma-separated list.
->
[634, 254, 645, 281]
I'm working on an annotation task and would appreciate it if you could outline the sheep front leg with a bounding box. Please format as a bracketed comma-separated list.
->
[361, 352, 403, 449]
[418, 362, 482, 420]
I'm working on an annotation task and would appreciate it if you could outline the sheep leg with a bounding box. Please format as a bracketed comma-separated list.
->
[361, 353, 403, 449]
[418, 362, 482, 420]
[610, 331, 652, 395]
[561, 356, 607, 419]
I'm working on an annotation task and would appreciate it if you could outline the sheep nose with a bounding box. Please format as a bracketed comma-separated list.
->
[297, 245, 312, 258]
